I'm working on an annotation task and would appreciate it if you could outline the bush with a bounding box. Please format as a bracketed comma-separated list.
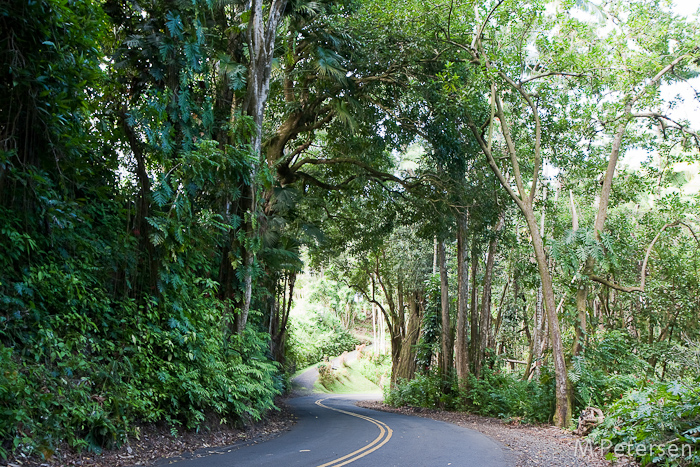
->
[0, 276, 281, 459]
[459, 367, 556, 423]
[590, 381, 700, 466]
[569, 330, 649, 411]
[385, 371, 444, 408]
[286, 313, 359, 370]
[356, 352, 391, 388]
[384, 365, 555, 424]
[317, 361, 340, 390]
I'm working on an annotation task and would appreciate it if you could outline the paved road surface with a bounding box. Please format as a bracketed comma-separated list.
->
[153, 360, 511, 467]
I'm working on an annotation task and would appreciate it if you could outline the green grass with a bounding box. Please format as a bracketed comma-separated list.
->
[314, 361, 382, 394]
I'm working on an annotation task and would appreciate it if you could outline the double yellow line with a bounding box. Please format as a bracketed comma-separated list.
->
[314, 398, 393, 467]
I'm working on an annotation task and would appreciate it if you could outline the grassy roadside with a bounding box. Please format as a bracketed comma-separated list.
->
[314, 360, 383, 394]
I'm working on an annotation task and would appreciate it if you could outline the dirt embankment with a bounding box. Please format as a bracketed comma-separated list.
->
[3, 401, 296, 467]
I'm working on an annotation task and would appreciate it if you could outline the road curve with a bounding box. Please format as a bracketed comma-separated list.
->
[157, 393, 512, 467]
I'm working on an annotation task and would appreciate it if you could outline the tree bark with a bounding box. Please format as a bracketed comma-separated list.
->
[271, 272, 296, 364]
[237, 0, 289, 333]
[493, 278, 511, 348]
[455, 214, 470, 384]
[396, 291, 422, 381]
[469, 238, 480, 374]
[524, 209, 572, 427]
[438, 240, 453, 379]
[476, 215, 504, 376]
[572, 282, 587, 356]
[120, 111, 157, 294]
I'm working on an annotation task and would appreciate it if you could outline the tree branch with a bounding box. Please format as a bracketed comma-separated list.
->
[588, 220, 700, 293]
[519, 71, 590, 85]
[296, 171, 359, 191]
[291, 157, 421, 189]
[631, 112, 700, 148]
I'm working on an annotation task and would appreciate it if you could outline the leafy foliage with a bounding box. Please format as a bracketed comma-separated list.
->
[286, 312, 360, 370]
[591, 381, 700, 466]
[569, 331, 650, 410]
[386, 365, 556, 424]
[0, 0, 282, 461]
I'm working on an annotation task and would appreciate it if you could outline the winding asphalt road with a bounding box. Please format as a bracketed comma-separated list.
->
[155, 360, 511, 467]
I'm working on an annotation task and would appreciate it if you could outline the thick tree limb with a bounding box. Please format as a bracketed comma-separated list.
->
[296, 171, 358, 191]
[291, 157, 421, 189]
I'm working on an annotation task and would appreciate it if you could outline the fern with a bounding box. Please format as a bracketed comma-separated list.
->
[165, 11, 184, 39]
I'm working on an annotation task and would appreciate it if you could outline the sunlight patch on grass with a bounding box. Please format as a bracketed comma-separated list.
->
[314, 361, 382, 394]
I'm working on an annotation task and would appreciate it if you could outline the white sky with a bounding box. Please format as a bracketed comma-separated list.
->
[622, 0, 700, 168]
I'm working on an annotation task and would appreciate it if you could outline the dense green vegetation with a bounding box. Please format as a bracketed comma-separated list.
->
[1, 0, 699, 464]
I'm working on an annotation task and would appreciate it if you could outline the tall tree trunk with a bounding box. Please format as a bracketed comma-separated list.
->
[529, 285, 543, 379]
[572, 283, 587, 356]
[396, 291, 422, 381]
[476, 228, 498, 377]
[469, 238, 480, 374]
[438, 240, 453, 379]
[433, 236, 438, 275]
[372, 301, 377, 354]
[455, 214, 470, 384]
[493, 278, 511, 349]
[398, 278, 405, 340]
[238, 0, 288, 332]
[524, 209, 571, 427]
[271, 272, 296, 364]
[121, 111, 157, 295]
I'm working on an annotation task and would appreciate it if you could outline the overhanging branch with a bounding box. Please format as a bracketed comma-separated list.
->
[587, 221, 700, 293]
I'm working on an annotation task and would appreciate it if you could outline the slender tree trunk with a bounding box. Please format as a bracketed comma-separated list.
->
[438, 240, 453, 379]
[524, 321, 535, 381]
[529, 286, 543, 379]
[469, 239, 480, 374]
[271, 271, 296, 364]
[433, 236, 438, 275]
[121, 111, 157, 295]
[493, 278, 511, 347]
[372, 301, 377, 354]
[398, 278, 405, 340]
[477, 216, 503, 376]
[572, 283, 587, 356]
[456, 214, 470, 384]
[524, 209, 571, 427]
[475, 248, 492, 377]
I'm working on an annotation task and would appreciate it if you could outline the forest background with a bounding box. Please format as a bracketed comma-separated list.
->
[1, 0, 700, 465]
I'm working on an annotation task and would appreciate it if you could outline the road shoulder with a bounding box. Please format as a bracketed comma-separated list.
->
[355, 401, 633, 467]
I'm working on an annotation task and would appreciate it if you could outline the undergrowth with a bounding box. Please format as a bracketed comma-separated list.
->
[286, 312, 359, 370]
[0, 266, 281, 459]
[384, 366, 556, 424]
[590, 381, 700, 466]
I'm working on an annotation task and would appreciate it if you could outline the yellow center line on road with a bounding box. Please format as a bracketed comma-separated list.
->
[314, 398, 393, 467]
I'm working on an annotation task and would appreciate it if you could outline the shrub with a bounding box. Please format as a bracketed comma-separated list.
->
[458, 366, 556, 423]
[286, 313, 359, 370]
[590, 381, 700, 466]
[385, 372, 444, 408]
[0, 279, 281, 459]
[356, 353, 391, 388]
[317, 361, 340, 390]
[384, 365, 555, 424]
[569, 330, 649, 412]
